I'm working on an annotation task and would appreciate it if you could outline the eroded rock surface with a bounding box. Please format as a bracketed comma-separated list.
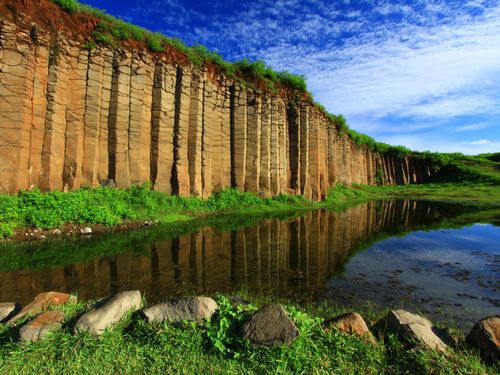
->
[142, 296, 217, 323]
[466, 315, 499, 361]
[19, 310, 65, 342]
[73, 290, 141, 336]
[241, 304, 299, 347]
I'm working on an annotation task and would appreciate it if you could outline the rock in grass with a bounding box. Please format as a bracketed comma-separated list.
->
[19, 311, 65, 342]
[0, 302, 21, 323]
[74, 291, 141, 336]
[324, 312, 376, 344]
[241, 304, 299, 347]
[8, 292, 75, 325]
[80, 227, 92, 235]
[142, 296, 217, 323]
[375, 309, 448, 352]
[466, 315, 499, 361]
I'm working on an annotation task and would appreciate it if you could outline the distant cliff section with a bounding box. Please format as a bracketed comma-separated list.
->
[0, 0, 436, 199]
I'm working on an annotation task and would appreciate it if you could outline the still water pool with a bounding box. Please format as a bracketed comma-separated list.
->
[0, 200, 498, 331]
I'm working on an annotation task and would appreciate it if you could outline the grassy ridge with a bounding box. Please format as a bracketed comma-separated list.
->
[0, 294, 497, 374]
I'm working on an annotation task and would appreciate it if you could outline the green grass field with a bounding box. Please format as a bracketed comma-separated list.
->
[0, 294, 497, 375]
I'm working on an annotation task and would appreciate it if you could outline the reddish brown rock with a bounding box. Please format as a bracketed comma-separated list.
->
[8, 292, 75, 325]
[324, 312, 375, 343]
[19, 310, 65, 342]
[466, 315, 499, 361]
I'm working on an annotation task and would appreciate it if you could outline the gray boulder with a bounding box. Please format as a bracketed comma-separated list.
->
[0, 302, 20, 323]
[466, 315, 499, 361]
[241, 304, 299, 347]
[375, 309, 448, 352]
[19, 310, 65, 342]
[142, 296, 217, 324]
[74, 291, 141, 336]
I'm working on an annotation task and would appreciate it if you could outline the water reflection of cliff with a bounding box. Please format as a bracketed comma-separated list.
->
[0, 200, 483, 304]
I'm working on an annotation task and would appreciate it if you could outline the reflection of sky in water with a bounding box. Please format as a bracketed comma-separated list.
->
[327, 224, 500, 331]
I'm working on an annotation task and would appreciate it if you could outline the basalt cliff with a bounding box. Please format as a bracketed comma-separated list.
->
[0, 1, 436, 199]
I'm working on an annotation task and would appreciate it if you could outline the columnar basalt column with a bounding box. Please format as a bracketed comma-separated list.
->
[96, 49, 114, 184]
[210, 79, 222, 192]
[188, 71, 203, 196]
[277, 99, 288, 194]
[269, 97, 280, 196]
[201, 71, 214, 198]
[220, 79, 232, 191]
[231, 83, 247, 190]
[128, 51, 153, 185]
[0, 24, 33, 192]
[63, 46, 88, 190]
[299, 103, 311, 199]
[172, 65, 191, 196]
[308, 109, 319, 200]
[82, 48, 105, 187]
[28, 28, 51, 189]
[287, 104, 300, 193]
[39, 39, 72, 191]
[108, 50, 132, 188]
[259, 94, 271, 196]
[245, 91, 261, 192]
[150, 62, 176, 193]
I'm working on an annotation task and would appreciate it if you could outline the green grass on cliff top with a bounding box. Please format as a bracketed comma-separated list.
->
[0, 294, 497, 375]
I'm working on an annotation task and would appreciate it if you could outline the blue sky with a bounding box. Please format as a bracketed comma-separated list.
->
[80, 0, 500, 154]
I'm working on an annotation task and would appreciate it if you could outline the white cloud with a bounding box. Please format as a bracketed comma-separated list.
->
[461, 139, 490, 145]
[454, 122, 498, 132]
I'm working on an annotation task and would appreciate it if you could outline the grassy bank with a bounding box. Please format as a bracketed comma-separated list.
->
[327, 182, 500, 204]
[0, 294, 497, 374]
[0, 186, 316, 238]
[1, 180, 498, 239]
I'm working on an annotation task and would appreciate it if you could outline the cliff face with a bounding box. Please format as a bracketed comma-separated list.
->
[0, 18, 434, 199]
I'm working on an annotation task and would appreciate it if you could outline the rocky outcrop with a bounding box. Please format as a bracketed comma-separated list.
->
[0, 19, 436, 198]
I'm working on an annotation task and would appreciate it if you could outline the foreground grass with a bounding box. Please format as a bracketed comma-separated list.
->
[0, 294, 496, 375]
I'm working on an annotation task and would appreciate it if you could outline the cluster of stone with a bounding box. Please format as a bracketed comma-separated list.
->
[0, 291, 498, 361]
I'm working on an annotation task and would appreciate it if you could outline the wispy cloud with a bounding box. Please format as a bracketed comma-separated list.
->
[454, 122, 498, 132]
[461, 139, 490, 145]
